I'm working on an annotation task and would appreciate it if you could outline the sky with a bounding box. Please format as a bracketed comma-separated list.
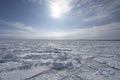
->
[0, 0, 120, 40]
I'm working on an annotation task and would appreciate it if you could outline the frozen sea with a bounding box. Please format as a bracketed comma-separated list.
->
[0, 40, 120, 80]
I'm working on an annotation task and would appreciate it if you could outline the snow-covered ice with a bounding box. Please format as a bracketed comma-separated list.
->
[0, 40, 120, 80]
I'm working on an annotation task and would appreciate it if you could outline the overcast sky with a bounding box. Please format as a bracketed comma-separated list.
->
[0, 0, 120, 40]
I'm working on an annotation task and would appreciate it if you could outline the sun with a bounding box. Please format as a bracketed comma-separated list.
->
[48, 0, 71, 18]
[50, 3, 62, 18]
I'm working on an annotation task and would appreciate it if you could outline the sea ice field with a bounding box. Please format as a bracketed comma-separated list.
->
[0, 40, 120, 80]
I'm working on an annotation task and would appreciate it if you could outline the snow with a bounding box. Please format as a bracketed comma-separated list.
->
[0, 66, 49, 80]
[0, 40, 120, 80]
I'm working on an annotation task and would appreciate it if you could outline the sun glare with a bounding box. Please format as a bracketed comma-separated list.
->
[50, 32, 65, 37]
[50, 2, 62, 18]
[48, 0, 71, 18]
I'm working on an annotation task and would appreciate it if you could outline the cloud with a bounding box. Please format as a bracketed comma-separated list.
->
[23, 0, 45, 4]
[42, 22, 120, 40]
[0, 20, 56, 39]
[25, 0, 120, 21]
[0, 0, 120, 40]
[0, 21, 120, 40]
[83, 14, 109, 22]
[24, 0, 73, 18]
[72, 0, 120, 22]
[0, 20, 34, 32]
[61, 22, 120, 40]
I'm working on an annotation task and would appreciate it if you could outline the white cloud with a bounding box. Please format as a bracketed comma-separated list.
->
[0, 20, 34, 32]
[1, 21, 120, 40]
[62, 22, 120, 40]
[25, 0, 120, 21]
[71, 0, 120, 22]
[24, 0, 73, 18]
[83, 14, 109, 22]
[38, 22, 120, 40]
[23, 0, 45, 4]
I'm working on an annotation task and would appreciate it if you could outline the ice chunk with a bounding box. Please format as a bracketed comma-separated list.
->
[51, 62, 65, 70]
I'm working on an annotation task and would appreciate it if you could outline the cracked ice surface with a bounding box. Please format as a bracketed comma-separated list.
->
[0, 40, 120, 80]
